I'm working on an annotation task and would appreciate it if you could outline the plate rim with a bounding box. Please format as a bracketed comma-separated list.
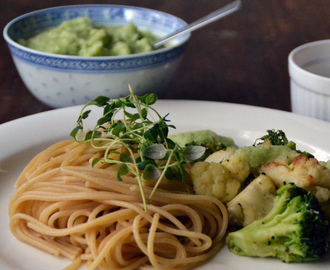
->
[0, 99, 329, 270]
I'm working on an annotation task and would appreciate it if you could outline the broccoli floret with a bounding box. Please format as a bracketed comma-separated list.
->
[226, 182, 329, 263]
[254, 129, 314, 158]
[254, 129, 290, 146]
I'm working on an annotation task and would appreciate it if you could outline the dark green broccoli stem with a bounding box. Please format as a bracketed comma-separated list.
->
[226, 183, 329, 263]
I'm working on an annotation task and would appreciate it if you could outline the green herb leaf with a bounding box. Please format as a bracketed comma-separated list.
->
[81, 110, 91, 120]
[166, 138, 176, 149]
[184, 145, 206, 162]
[103, 104, 112, 115]
[84, 130, 93, 141]
[140, 93, 157, 106]
[176, 163, 187, 183]
[143, 124, 160, 142]
[91, 158, 100, 167]
[85, 130, 102, 141]
[120, 153, 133, 163]
[141, 108, 148, 120]
[91, 96, 110, 107]
[124, 111, 140, 123]
[97, 113, 113, 126]
[132, 122, 144, 131]
[112, 121, 126, 137]
[120, 98, 135, 108]
[70, 125, 83, 138]
[165, 168, 174, 179]
[117, 163, 129, 181]
[143, 163, 161, 180]
[70, 88, 194, 211]
[158, 121, 169, 140]
[143, 144, 167, 160]
[113, 100, 123, 108]
[137, 160, 157, 170]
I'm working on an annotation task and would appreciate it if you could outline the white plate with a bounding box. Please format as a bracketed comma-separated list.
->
[0, 100, 329, 270]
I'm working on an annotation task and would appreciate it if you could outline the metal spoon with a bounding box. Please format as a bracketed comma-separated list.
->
[154, 0, 241, 47]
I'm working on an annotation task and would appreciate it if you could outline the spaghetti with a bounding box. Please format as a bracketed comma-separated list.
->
[9, 140, 228, 270]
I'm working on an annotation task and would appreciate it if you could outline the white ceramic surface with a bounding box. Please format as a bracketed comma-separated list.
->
[288, 39, 330, 122]
[3, 5, 189, 108]
[0, 100, 329, 270]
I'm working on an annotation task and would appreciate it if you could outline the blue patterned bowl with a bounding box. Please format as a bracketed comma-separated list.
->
[3, 5, 189, 108]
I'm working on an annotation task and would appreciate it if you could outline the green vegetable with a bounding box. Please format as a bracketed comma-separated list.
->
[70, 86, 205, 210]
[169, 129, 236, 160]
[234, 129, 320, 171]
[254, 129, 289, 146]
[254, 129, 314, 158]
[226, 182, 329, 262]
[235, 145, 299, 170]
[20, 17, 162, 56]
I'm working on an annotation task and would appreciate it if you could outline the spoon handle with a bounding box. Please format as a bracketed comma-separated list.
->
[154, 0, 242, 47]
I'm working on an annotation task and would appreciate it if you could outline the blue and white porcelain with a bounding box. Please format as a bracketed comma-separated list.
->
[4, 5, 189, 108]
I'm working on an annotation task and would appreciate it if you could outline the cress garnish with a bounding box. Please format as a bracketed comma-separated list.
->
[71, 86, 205, 210]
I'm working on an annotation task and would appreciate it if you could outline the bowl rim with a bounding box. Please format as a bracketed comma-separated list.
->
[288, 39, 330, 83]
[288, 39, 330, 96]
[3, 4, 190, 60]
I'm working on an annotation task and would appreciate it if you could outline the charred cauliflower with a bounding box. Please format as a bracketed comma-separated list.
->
[189, 129, 330, 235]
[227, 174, 276, 227]
[190, 161, 241, 203]
[260, 154, 330, 190]
[205, 147, 250, 183]
[191, 147, 250, 203]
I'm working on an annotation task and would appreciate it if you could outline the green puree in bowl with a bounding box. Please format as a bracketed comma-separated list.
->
[19, 17, 163, 56]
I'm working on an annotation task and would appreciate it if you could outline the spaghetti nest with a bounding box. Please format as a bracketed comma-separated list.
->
[9, 140, 228, 270]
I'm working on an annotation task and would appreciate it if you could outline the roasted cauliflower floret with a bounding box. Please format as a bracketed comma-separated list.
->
[305, 186, 330, 203]
[222, 154, 250, 183]
[205, 147, 250, 183]
[260, 154, 330, 189]
[191, 161, 241, 203]
[260, 154, 330, 204]
[192, 148, 250, 203]
[227, 174, 276, 227]
[205, 147, 236, 163]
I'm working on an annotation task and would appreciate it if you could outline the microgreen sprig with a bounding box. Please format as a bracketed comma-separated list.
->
[70, 86, 205, 211]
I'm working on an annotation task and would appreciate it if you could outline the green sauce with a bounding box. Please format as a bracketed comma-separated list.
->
[169, 130, 237, 151]
[236, 145, 299, 170]
[19, 17, 163, 56]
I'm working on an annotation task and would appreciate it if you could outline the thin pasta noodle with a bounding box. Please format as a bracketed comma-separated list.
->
[9, 140, 228, 270]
